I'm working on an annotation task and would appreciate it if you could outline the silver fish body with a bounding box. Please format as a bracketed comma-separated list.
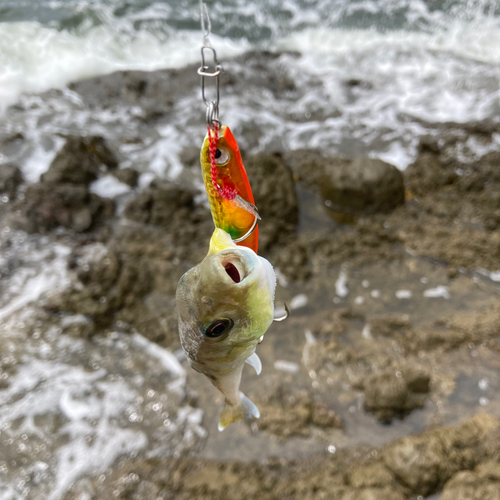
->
[176, 229, 276, 430]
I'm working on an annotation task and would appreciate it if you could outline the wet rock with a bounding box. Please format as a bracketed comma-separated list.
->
[112, 167, 139, 187]
[0, 163, 23, 199]
[49, 227, 185, 347]
[341, 487, 405, 500]
[314, 308, 363, 338]
[405, 150, 457, 196]
[321, 158, 405, 214]
[382, 414, 500, 497]
[124, 180, 194, 227]
[254, 382, 342, 439]
[369, 314, 410, 338]
[78, 416, 500, 500]
[69, 69, 180, 111]
[284, 150, 404, 214]
[440, 461, 500, 500]
[54, 246, 152, 322]
[60, 314, 96, 339]
[11, 182, 113, 234]
[179, 145, 200, 169]
[349, 463, 395, 489]
[363, 371, 425, 422]
[270, 238, 311, 281]
[403, 367, 431, 394]
[123, 180, 213, 263]
[246, 152, 299, 251]
[282, 148, 331, 190]
[41, 135, 118, 185]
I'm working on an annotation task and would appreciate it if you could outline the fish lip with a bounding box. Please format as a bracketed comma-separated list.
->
[217, 250, 253, 284]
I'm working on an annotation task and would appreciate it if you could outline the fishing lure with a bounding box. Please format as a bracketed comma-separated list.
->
[200, 123, 259, 253]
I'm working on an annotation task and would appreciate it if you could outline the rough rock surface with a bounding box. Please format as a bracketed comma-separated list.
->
[363, 371, 426, 422]
[440, 461, 500, 500]
[8, 135, 117, 234]
[253, 379, 343, 439]
[246, 152, 299, 251]
[41, 135, 118, 185]
[382, 415, 500, 497]
[283, 151, 405, 214]
[112, 167, 139, 187]
[68, 415, 500, 500]
[321, 157, 405, 214]
[14, 182, 114, 233]
[0, 163, 23, 199]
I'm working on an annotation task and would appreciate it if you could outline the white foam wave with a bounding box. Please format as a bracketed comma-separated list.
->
[0, 21, 249, 111]
[277, 20, 500, 65]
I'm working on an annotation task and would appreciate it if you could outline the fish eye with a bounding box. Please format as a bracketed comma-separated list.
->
[205, 318, 233, 338]
[214, 148, 230, 166]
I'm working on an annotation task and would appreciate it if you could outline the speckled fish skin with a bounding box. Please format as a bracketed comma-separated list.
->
[200, 124, 259, 253]
[176, 228, 275, 430]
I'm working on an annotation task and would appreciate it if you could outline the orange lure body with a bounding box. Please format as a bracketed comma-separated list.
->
[200, 125, 258, 253]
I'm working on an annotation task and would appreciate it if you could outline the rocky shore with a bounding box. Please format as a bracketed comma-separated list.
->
[0, 52, 499, 499]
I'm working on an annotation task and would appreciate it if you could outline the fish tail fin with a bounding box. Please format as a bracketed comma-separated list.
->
[218, 392, 260, 432]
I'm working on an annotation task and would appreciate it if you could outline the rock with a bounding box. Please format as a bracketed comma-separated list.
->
[112, 167, 139, 187]
[382, 414, 500, 497]
[41, 135, 118, 185]
[51, 246, 153, 324]
[349, 463, 395, 489]
[269, 238, 311, 281]
[12, 182, 114, 234]
[246, 152, 299, 251]
[440, 461, 500, 500]
[369, 314, 410, 338]
[179, 145, 200, 169]
[310, 401, 343, 428]
[363, 371, 424, 422]
[403, 367, 431, 394]
[283, 151, 404, 214]
[124, 180, 195, 227]
[0, 163, 23, 199]
[123, 180, 213, 263]
[321, 158, 405, 214]
[254, 382, 342, 439]
[49, 226, 186, 347]
[342, 487, 405, 500]
[282, 148, 329, 190]
[405, 151, 457, 196]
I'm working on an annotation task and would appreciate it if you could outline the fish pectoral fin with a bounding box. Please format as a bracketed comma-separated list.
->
[218, 392, 260, 432]
[245, 352, 262, 375]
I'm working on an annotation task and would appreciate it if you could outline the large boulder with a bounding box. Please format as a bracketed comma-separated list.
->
[15, 182, 113, 233]
[41, 135, 118, 185]
[8, 135, 119, 234]
[321, 158, 405, 214]
[284, 150, 405, 214]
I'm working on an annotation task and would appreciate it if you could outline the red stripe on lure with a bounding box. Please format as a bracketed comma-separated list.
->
[200, 124, 259, 253]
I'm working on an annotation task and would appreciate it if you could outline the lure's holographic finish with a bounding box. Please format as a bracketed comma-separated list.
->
[200, 124, 259, 253]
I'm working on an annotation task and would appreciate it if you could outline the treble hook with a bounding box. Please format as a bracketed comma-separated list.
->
[259, 304, 288, 344]
[273, 303, 290, 322]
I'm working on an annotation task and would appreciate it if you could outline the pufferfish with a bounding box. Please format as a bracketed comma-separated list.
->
[176, 228, 276, 431]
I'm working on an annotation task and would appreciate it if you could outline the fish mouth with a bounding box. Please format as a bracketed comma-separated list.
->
[218, 252, 252, 284]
